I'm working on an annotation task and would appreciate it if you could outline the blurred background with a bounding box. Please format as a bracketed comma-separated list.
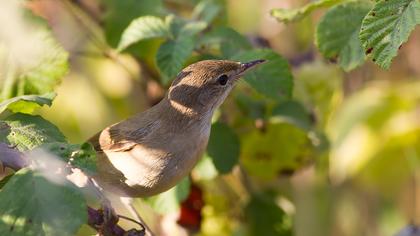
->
[3, 0, 419, 235]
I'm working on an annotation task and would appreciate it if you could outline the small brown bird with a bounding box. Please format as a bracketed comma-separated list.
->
[88, 59, 265, 198]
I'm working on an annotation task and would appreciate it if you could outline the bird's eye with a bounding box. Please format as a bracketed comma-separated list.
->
[217, 74, 228, 85]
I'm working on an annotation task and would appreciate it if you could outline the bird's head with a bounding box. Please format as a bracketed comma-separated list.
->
[167, 59, 265, 116]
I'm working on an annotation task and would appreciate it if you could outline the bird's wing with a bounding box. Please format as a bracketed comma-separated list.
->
[89, 119, 159, 153]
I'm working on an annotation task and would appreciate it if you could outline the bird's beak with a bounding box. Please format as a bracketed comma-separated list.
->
[236, 59, 266, 76]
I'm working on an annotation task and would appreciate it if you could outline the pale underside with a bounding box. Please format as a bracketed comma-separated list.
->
[89, 99, 211, 197]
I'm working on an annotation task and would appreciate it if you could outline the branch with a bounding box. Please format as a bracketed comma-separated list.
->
[0, 143, 29, 171]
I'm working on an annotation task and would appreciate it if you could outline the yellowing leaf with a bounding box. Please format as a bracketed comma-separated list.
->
[271, 0, 344, 24]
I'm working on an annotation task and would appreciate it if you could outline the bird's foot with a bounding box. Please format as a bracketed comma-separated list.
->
[99, 201, 146, 236]
[100, 199, 119, 226]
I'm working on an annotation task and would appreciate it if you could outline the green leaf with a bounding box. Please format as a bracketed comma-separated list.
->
[32, 142, 97, 174]
[0, 174, 13, 189]
[270, 0, 344, 24]
[207, 122, 240, 174]
[316, 2, 372, 71]
[232, 49, 294, 101]
[0, 93, 56, 115]
[359, 0, 420, 68]
[0, 168, 86, 236]
[102, 0, 163, 47]
[245, 194, 292, 236]
[156, 37, 195, 84]
[18, 35, 68, 95]
[179, 21, 208, 37]
[0, 113, 66, 151]
[235, 93, 266, 119]
[241, 123, 312, 179]
[145, 177, 190, 214]
[0, 10, 68, 99]
[192, 0, 222, 24]
[117, 16, 169, 51]
[165, 14, 185, 39]
[200, 26, 252, 58]
[165, 15, 208, 38]
[271, 100, 313, 131]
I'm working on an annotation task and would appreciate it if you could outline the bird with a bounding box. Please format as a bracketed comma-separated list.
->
[88, 59, 266, 199]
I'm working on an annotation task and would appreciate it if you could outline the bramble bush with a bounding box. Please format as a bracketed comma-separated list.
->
[0, 0, 419, 235]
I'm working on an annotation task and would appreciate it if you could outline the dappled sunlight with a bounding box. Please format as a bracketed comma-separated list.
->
[330, 124, 378, 184]
[1, 0, 419, 235]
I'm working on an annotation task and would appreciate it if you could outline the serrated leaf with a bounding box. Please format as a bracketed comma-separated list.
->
[207, 122, 240, 174]
[145, 177, 190, 214]
[103, 0, 163, 47]
[316, 2, 372, 71]
[0, 168, 86, 236]
[271, 0, 344, 23]
[359, 0, 420, 68]
[232, 49, 294, 101]
[165, 15, 207, 38]
[0, 113, 66, 151]
[165, 14, 186, 39]
[32, 142, 96, 174]
[0, 93, 56, 114]
[192, 0, 221, 23]
[179, 21, 208, 37]
[156, 37, 195, 84]
[199, 26, 252, 58]
[117, 16, 169, 51]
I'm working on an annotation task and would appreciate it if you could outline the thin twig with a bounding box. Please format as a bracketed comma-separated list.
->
[117, 214, 144, 227]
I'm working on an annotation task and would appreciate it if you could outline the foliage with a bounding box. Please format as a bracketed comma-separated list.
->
[0, 93, 56, 114]
[0, 113, 66, 151]
[273, 0, 420, 69]
[117, 16, 170, 51]
[271, 0, 344, 24]
[359, 0, 420, 68]
[245, 195, 292, 236]
[207, 122, 240, 173]
[232, 49, 293, 101]
[0, 0, 419, 235]
[316, 2, 372, 71]
[0, 168, 86, 236]
[145, 177, 191, 214]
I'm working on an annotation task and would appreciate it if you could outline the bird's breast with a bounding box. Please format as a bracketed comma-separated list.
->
[103, 121, 211, 197]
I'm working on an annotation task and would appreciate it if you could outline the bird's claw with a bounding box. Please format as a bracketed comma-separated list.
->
[100, 200, 119, 226]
